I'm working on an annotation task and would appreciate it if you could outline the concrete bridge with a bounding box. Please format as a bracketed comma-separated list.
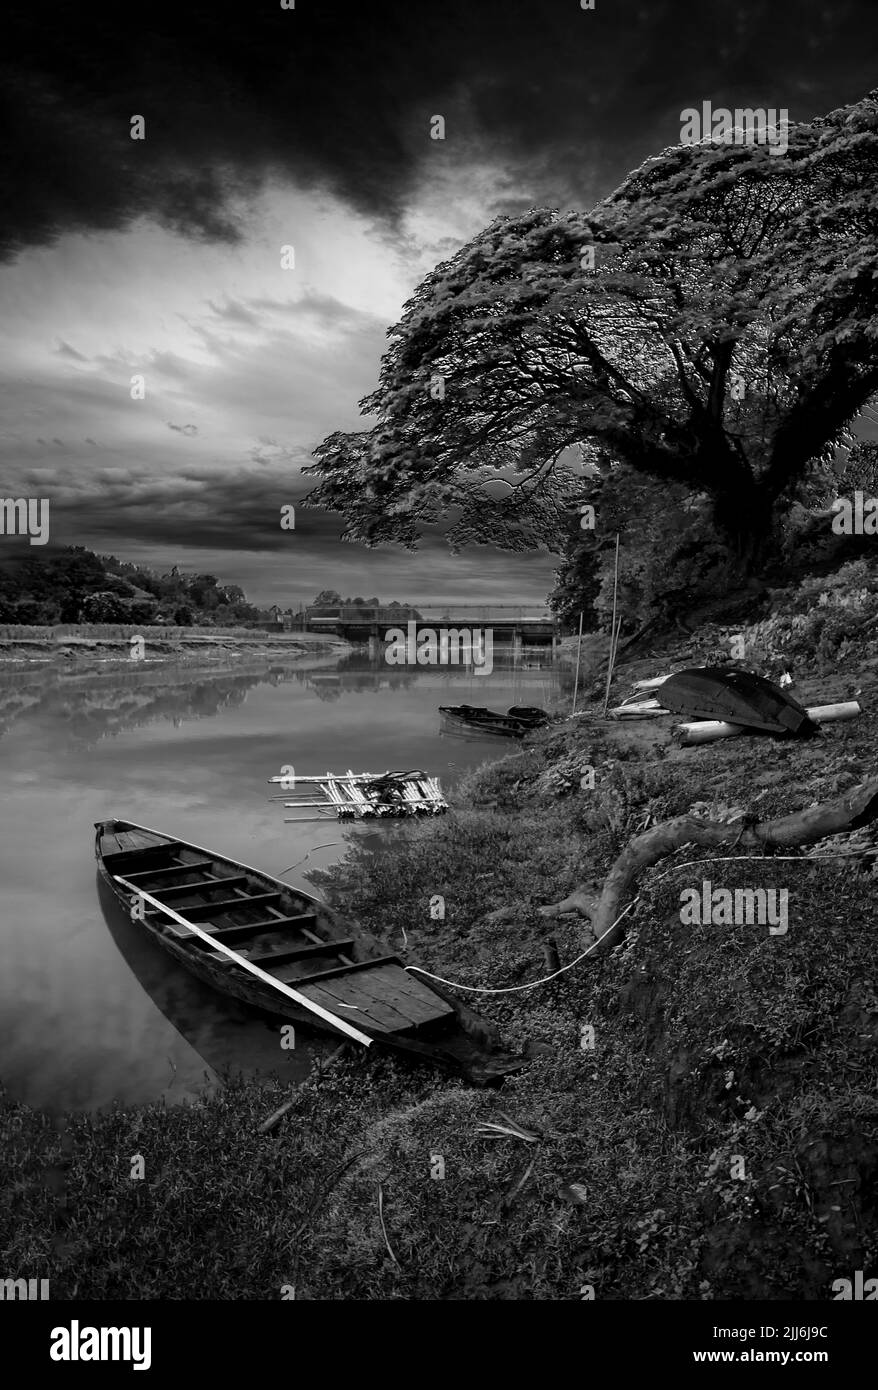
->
[305, 603, 559, 649]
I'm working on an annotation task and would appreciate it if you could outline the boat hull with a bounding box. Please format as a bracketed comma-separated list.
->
[658, 667, 817, 736]
[95, 819, 524, 1083]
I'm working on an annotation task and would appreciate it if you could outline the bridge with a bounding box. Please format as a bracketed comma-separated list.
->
[304, 603, 559, 648]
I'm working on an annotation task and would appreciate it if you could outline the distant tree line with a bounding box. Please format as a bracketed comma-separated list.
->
[0, 546, 263, 627]
[309, 590, 412, 610]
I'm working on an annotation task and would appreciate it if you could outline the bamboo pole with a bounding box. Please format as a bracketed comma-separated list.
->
[602, 534, 621, 717]
[114, 876, 373, 1046]
[571, 611, 584, 716]
[676, 701, 861, 746]
[268, 770, 426, 785]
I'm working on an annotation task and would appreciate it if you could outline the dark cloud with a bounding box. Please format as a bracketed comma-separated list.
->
[3, 0, 875, 261]
[16, 463, 556, 605]
[166, 422, 198, 436]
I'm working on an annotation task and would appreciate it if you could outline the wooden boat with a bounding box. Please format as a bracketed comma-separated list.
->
[95, 819, 524, 1083]
[439, 704, 547, 738]
[506, 705, 550, 728]
[657, 667, 817, 737]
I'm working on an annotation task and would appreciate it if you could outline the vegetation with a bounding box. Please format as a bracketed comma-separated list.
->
[3, 576, 877, 1299]
[307, 89, 878, 572]
[0, 547, 262, 627]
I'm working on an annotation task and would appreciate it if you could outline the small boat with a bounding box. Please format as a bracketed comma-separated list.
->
[439, 704, 548, 738]
[95, 819, 524, 1083]
[506, 705, 551, 728]
[657, 667, 817, 737]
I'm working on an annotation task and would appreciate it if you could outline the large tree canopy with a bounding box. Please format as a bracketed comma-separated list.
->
[307, 90, 878, 563]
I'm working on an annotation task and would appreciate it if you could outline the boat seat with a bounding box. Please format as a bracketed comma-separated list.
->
[171, 891, 283, 920]
[248, 937, 355, 968]
[204, 912, 318, 944]
[270, 953, 400, 986]
[124, 859, 215, 882]
[156, 875, 249, 898]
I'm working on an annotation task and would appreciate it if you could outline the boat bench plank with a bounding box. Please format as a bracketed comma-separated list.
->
[248, 938, 354, 968]
[124, 859, 215, 882]
[104, 839, 183, 863]
[206, 913, 318, 944]
[273, 953, 401, 987]
[172, 892, 282, 921]
[156, 874, 248, 898]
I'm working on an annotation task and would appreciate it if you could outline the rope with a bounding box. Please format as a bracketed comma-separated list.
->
[405, 849, 862, 995]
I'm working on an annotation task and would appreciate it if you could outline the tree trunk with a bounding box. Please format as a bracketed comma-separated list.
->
[539, 778, 878, 952]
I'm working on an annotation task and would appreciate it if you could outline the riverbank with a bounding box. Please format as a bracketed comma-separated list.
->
[0, 626, 352, 674]
[2, 581, 877, 1300]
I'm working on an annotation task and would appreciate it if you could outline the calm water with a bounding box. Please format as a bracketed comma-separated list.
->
[0, 649, 566, 1112]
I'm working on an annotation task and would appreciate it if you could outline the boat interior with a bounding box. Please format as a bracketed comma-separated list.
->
[96, 821, 455, 1037]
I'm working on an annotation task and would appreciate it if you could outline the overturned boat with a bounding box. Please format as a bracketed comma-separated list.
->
[657, 667, 818, 737]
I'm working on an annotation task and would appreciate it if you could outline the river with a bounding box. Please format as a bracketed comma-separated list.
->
[0, 648, 569, 1113]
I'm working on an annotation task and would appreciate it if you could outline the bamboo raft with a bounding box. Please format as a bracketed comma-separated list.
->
[267, 769, 449, 821]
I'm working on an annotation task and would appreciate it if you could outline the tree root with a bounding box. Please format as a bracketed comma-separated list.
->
[538, 777, 878, 953]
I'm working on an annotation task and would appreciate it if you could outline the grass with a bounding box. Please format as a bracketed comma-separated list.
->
[2, 621, 877, 1299]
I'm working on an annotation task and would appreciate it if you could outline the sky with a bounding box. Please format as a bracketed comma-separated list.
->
[1, 0, 876, 607]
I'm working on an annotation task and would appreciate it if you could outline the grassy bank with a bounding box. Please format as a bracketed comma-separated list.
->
[2, 602, 877, 1299]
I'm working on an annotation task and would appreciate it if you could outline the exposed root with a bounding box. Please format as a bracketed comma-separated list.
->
[539, 777, 878, 953]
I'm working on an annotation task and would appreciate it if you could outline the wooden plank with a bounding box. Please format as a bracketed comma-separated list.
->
[357, 964, 454, 1023]
[248, 938, 355, 968]
[157, 875, 247, 898]
[385, 968, 454, 1008]
[365, 971, 454, 1025]
[175, 892, 282, 920]
[312, 966, 443, 1030]
[208, 913, 318, 943]
[295, 979, 399, 1034]
[127, 829, 168, 850]
[124, 859, 215, 882]
[277, 953, 401, 987]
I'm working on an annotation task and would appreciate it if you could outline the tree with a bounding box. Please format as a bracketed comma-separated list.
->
[80, 591, 128, 622]
[312, 590, 343, 608]
[307, 90, 878, 569]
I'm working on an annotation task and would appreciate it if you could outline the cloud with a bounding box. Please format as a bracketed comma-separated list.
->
[166, 422, 198, 436]
[4, 1, 873, 262]
[54, 340, 88, 361]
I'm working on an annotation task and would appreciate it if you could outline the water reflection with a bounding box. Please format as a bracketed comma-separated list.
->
[0, 647, 570, 1111]
[97, 874, 326, 1091]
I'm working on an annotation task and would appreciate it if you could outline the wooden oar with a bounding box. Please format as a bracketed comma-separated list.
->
[113, 876, 373, 1047]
